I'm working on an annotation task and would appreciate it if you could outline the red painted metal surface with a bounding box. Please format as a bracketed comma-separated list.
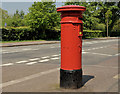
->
[57, 5, 86, 70]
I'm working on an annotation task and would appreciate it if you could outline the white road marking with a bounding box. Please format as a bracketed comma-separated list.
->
[13, 51, 19, 53]
[83, 39, 117, 45]
[2, 39, 118, 54]
[91, 52, 113, 56]
[52, 54, 59, 57]
[85, 45, 110, 51]
[92, 48, 96, 50]
[2, 51, 23, 54]
[26, 62, 38, 65]
[87, 49, 91, 50]
[10, 51, 19, 53]
[2, 51, 19, 54]
[51, 57, 60, 60]
[100, 47, 104, 48]
[50, 46, 55, 48]
[95, 48, 99, 49]
[41, 56, 50, 59]
[2, 48, 39, 54]
[1, 63, 13, 67]
[113, 74, 120, 79]
[22, 48, 32, 51]
[39, 59, 50, 62]
[84, 65, 118, 69]
[29, 58, 40, 61]
[16, 60, 28, 64]
[114, 53, 120, 56]
[82, 52, 88, 54]
[0, 68, 59, 88]
[84, 52, 113, 56]
[85, 42, 93, 44]
[3, 52, 10, 54]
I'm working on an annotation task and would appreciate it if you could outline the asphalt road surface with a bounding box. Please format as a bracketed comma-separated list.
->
[1, 39, 119, 92]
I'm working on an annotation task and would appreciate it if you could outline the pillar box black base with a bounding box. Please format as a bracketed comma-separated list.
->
[60, 69, 83, 89]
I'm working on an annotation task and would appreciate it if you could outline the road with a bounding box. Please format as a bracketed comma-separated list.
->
[1, 39, 119, 92]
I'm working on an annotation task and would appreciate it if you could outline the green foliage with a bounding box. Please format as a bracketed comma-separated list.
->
[96, 2, 120, 32]
[105, 10, 112, 19]
[110, 31, 120, 37]
[2, 9, 26, 27]
[83, 30, 103, 32]
[1, 8, 9, 27]
[65, 2, 120, 33]
[2, 27, 32, 41]
[1, 2, 120, 41]
[65, 2, 100, 30]
[105, 9, 112, 25]
[83, 30, 106, 38]
[10, 10, 26, 27]
[92, 23, 105, 31]
[110, 19, 120, 37]
[1, 8, 9, 19]
[112, 20, 120, 32]
[2, 27, 60, 41]
[25, 2, 60, 39]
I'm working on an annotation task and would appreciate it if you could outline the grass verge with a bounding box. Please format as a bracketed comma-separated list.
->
[2, 39, 45, 43]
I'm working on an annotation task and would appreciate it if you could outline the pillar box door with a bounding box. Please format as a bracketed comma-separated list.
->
[57, 5, 86, 89]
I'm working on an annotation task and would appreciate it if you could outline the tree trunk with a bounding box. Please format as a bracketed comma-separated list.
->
[107, 19, 108, 37]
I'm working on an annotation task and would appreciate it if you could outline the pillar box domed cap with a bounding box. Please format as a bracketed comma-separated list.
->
[57, 5, 86, 12]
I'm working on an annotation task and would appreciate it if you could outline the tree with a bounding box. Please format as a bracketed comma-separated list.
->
[65, 2, 100, 30]
[1, 9, 26, 27]
[96, 2, 120, 36]
[112, 19, 120, 32]
[10, 10, 25, 27]
[105, 9, 112, 37]
[1, 8, 9, 19]
[0, 8, 9, 27]
[25, 2, 60, 39]
[14, 10, 19, 18]
[20, 10, 25, 19]
[64, 1, 120, 33]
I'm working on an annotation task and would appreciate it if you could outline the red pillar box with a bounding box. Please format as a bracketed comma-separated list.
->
[57, 5, 86, 89]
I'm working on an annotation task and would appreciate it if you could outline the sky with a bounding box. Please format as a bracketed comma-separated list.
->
[2, 0, 116, 15]
[1, 0, 66, 2]
[2, 2, 64, 15]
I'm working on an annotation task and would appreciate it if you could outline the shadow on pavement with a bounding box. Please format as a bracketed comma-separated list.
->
[82, 75, 94, 86]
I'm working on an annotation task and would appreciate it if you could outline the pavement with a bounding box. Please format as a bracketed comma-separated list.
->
[0, 37, 119, 92]
[1, 41, 60, 47]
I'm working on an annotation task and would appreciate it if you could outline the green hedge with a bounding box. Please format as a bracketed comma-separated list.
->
[110, 31, 120, 37]
[1, 27, 119, 41]
[1, 27, 60, 41]
[83, 30, 106, 38]
[2, 27, 32, 41]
